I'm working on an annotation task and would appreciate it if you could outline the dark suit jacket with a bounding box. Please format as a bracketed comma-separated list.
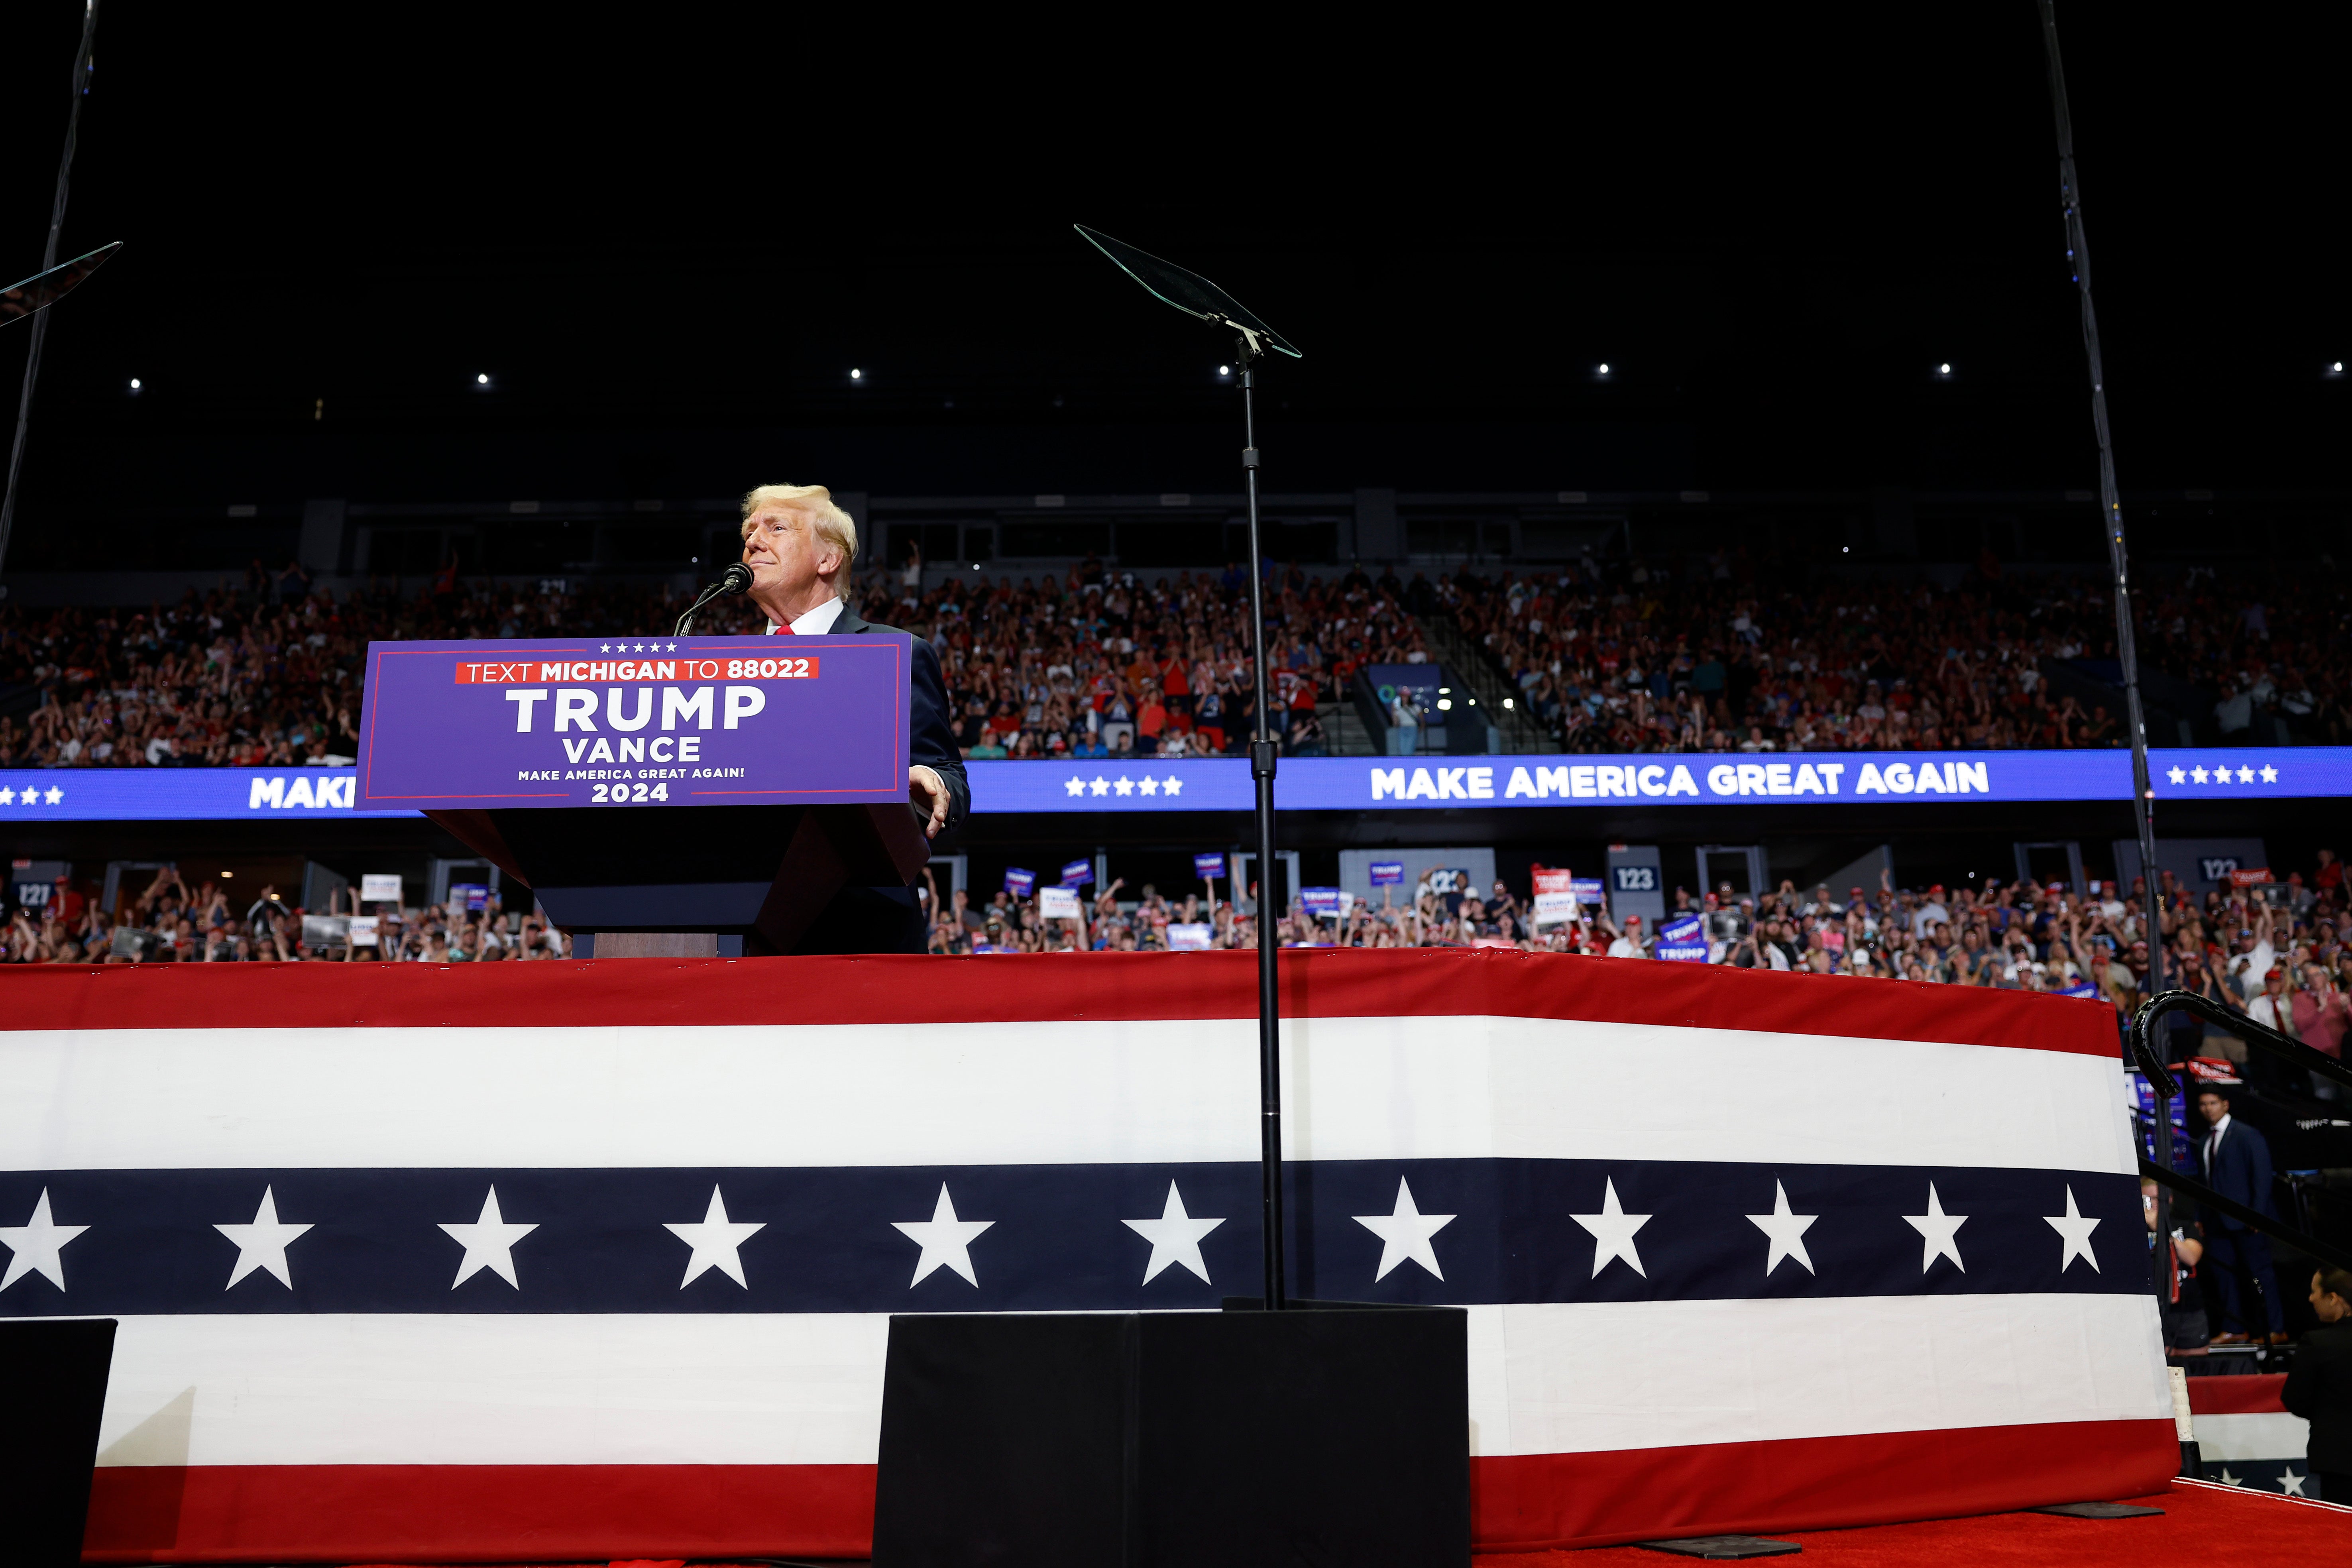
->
[2198, 1117, 2277, 1230]
[788, 603, 965, 954]
[2283, 1320, 2352, 1473]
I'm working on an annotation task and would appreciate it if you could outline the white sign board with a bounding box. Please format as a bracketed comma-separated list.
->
[361, 874, 403, 904]
[1039, 886, 1082, 921]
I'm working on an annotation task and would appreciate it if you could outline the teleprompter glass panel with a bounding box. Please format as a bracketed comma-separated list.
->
[1074, 226, 1301, 359]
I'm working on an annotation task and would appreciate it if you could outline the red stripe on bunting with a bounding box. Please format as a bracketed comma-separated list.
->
[1, 948, 2114, 1054]
[2185, 1372, 2289, 1415]
[79, 1418, 2173, 1562]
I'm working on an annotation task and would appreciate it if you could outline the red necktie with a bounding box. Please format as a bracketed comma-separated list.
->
[772, 623, 795, 636]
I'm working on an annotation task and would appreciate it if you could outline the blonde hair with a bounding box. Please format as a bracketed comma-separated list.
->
[739, 483, 858, 579]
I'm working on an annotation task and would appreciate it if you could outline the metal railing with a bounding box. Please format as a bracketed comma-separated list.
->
[1412, 614, 1558, 753]
[2128, 989, 2352, 1273]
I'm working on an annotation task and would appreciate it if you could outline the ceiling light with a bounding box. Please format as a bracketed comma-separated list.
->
[1437, 698, 1452, 711]
[476, 373, 490, 385]
[850, 368, 863, 380]
[1597, 363, 1611, 375]
[1218, 364, 1231, 376]
[1938, 363, 1953, 375]
[128, 377, 141, 391]
[2334, 362, 2346, 373]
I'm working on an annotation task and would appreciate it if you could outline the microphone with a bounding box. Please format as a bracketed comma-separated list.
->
[674, 563, 754, 637]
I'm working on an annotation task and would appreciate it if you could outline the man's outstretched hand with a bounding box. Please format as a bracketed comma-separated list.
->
[910, 765, 950, 838]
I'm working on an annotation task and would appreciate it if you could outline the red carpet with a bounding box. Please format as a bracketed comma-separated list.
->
[1474, 1479, 2348, 1564]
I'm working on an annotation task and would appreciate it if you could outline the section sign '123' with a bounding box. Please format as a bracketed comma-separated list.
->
[355, 637, 910, 810]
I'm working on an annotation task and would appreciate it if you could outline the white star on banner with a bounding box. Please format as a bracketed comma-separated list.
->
[1089, 776, 1110, 796]
[2278, 1470, 2307, 1497]
[1113, 776, 1136, 796]
[0, 788, 14, 806]
[439, 1186, 539, 1289]
[43, 787, 62, 804]
[2236, 766, 2255, 783]
[1139, 776, 1159, 796]
[894, 1184, 994, 1287]
[1354, 1177, 1455, 1281]
[2260, 765, 2278, 783]
[1163, 776, 1183, 795]
[2190, 766, 2209, 784]
[2208, 755, 2230, 777]
[2043, 1186, 2101, 1274]
[0, 1188, 88, 1291]
[666, 643, 678, 651]
[2167, 766, 2186, 784]
[665, 1185, 765, 1289]
[2214, 1468, 2242, 1487]
[600, 643, 612, 652]
[634, 643, 647, 652]
[1122, 1182, 1225, 1284]
[1903, 1183, 1968, 1274]
[1065, 775, 1086, 796]
[1572, 1177, 1652, 1278]
[216, 1186, 314, 1289]
[1746, 1180, 1817, 1275]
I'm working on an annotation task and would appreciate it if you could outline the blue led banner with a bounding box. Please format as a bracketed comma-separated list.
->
[0, 747, 2344, 822]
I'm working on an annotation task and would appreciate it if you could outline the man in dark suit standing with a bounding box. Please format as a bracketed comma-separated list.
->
[739, 483, 966, 953]
[2284, 1265, 2352, 1503]
[2195, 1087, 2286, 1344]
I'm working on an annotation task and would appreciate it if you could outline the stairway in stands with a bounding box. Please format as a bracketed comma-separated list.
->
[1413, 615, 1560, 754]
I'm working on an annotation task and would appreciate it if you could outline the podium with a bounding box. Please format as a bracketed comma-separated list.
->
[356, 635, 929, 954]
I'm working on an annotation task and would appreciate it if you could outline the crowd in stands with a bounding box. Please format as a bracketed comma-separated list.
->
[0, 547, 2342, 767]
[1442, 552, 2352, 753]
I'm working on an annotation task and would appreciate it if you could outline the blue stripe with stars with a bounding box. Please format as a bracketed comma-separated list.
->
[0, 1159, 2142, 1315]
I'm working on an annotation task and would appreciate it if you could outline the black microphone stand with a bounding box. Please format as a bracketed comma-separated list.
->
[675, 564, 751, 637]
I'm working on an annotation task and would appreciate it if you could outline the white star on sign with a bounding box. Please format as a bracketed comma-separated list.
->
[2214, 1468, 2242, 1487]
[2260, 765, 2278, 783]
[439, 1185, 539, 1289]
[1122, 1182, 1225, 1284]
[2167, 767, 2186, 784]
[2190, 766, 2209, 784]
[1114, 776, 1136, 796]
[2043, 1185, 2101, 1274]
[1089, 776, 1110, 796]
[1138, 776, 1159, 796]
[665, 1185, 765, 1288]
[666, 642, 678, 652]
[2237, 765, 2255, 782]
[893, 1183, 994, 1287]
[1902, 1182, 1968, 1274]
[216, 1185, 314, 1289]
[1355, 1178, 1455, 1281]
[1163, 775, 1183, 795]
[0, 1188, 89, 1292]
[2278, 1469, 2307, 1497]
[600, 643, 611, 652]
[1746, 1180, 1817, 1276]
[1065, 775, 1087, 796]
[43, 787, 62, 804]
[1571, 1177, 1652, 1279]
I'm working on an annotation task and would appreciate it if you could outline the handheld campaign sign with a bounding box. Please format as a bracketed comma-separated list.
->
[360, 874, 403, 904]
[1004, 867, 1037, 897]
[1194, 852, 1228, 880]
[1301, 887, 1345, 919]
[1060, 859, 1094, 887]
[355, 636, 911, 811]
[1039, 886, 1082, 920]
[1656, 913, 1709, 963]
[1368, 861, 1405, 886]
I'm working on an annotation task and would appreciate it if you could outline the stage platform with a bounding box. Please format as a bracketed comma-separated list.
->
[1, 950, 2172, 1562]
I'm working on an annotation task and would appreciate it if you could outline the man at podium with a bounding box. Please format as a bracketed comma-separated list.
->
[741, 483, 967, 953]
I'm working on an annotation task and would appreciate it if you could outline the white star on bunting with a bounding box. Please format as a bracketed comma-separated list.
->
[2043, 1185, 2101, 1273]
[0, 1188, 89, 1291]
[665, 1185, 765, 1288]
[439, 1186, 539, 1289]
[894, 1184, 994, 1286]
[216, 1186, 314, 1289]
[1746, 1180, 1818, 1275]
[1902, 1183, 1967, 1274]
[2278, 1470, 2307, 1497]
[1122, 1182, 1225, 1284]
[1572, 1177, 1652, 1278]
[1354, 1177, 1455, 1281]
[2214, 1468, 2241, 1487]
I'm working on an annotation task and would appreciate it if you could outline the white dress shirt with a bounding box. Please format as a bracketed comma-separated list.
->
[767, 596, 845, 636]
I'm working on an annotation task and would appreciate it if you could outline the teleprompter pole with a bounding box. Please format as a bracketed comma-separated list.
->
[1238, 333, 1286, 1311]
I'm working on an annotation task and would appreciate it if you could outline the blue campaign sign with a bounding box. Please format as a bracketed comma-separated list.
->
[7, 745, 2352, 823]
[1369, 861, 1405, 886]
[1194, 852, 1229, 879]
[355, 636, 910, 811]
[1059, 858, 1094, 886]
[1570, 878, 1605, 905]
[1301, 887, 1344, 918]
[1004, 867, 1037, 897]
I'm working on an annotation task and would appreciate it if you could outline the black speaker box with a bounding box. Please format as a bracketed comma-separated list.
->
[872, 1306, 1468, 1568]
[0, 1318, 118, 1568]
